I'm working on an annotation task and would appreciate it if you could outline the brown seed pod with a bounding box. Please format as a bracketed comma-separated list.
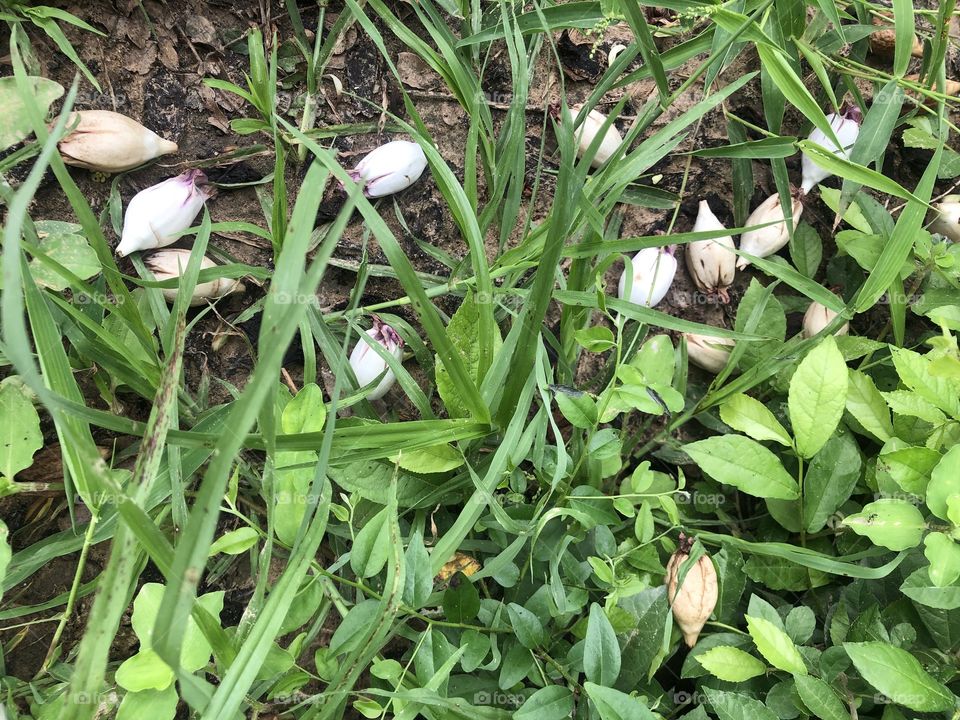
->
[665, 533, 719, 648]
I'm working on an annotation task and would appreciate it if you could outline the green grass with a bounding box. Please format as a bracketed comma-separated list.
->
[3, 1, 960, 719]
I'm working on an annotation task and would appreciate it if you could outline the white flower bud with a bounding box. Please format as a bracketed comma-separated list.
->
[349, 317, 404, 400]
[802, 301, 849, 338]
[618, 246, 677, 308]
[144, 249, 244, 306]
[57, 110, 178, 173]
[737, 190, 804, 270]
[686, 200, 736, 303]
[684, 333, 735, 374]
[348, 140, 427, 198]
[930, 195, 960, 242]
[567, 104, 624, 168]
[116, 170, 213, 257]
[801, 106, 861, 194]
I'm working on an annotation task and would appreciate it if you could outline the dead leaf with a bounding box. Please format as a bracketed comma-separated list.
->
[158, 36, 179, 70]
[436, 553, 481, 582]
[397, 51, 439, 90]
[124, 43, 158, 75]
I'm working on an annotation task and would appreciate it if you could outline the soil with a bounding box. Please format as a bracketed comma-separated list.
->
[1, 0, 957, 708]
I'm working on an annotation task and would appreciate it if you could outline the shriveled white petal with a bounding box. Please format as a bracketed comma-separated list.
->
[686, 200, 736, 300]
[736, 191, 804, 270]
[117, 170, 213, 257]
[350, 140, 427, 198]
[618, 247, 677, 308]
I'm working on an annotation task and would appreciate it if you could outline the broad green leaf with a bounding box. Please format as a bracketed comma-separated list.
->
[508, 603, 546, 649]
[794, 675, 847, 720]
[746, 615, 807, 675]
[901, 568, 960, 609]
[27, 220, 101, 291]
[435, 291, 502, 418]
[819, 187, 873, 233]
[350, 506, 391, 578]
[0, 76, 63, 150]
[554, 388, 598, 429]
[585, 603, 621, 686]
[208, 527, 260, 556]
[515, 686, 574, 720]
[803, 427, 861, 533]
[115, 649, 174, 692]
[684, 435, 800, 500]
[845, 370, 893, 442]
[842, 499, 925, 551]
[442, 577, 480, 623]
[280, 383, 326, 434]
[788, 336, 848, 458]
[890, 347, 960, 418]
[696, 646, 767, 682]
[719, 393, 792, 447]
[584, 682, 656, 720]
[0, 379, 42, 479]
[878, 446, 940, 495]
[115, 686, 178, 720]
[403, 529, 433, 610]
[844, 642, 954, 712]
[733, 279, 786, 370]
[924, 533, 960, 587]
[703, 687, 778, 720]
[391, 444, 464, 473]
[129, 583, 223, 673]
[926, 446, 960, 520]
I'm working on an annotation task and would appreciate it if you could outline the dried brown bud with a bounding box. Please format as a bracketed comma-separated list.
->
[665, 534, 718, 647]
[869, 13, 923, 59]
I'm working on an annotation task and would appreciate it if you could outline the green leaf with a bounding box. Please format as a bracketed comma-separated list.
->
[696, 646, 767, 682]
[442, 577, 480, 622]
[574, 326, 615, 352]
[584, 682, 656, 720]
[350, 506, 391, 578]
[0, 379, 42, 479]
[733, 279, 786, 370]
[746, 615, 807, 675]
[703, 687, 778, 720]
[924, 533, 960, 587]
[900, 568, 960, 609]
[435, 290, 502, 418]
[844, 642, 954, 712]
[926, 446, 960, 520]
[115, 649, 174, 692]
[508, 603, 545, 649]
[554, 388, 598, 429]
[28, 221, 101, 291]
[281, 383, 326, 434]
[819, 187, 873, 233]
[793, 675, 847, 720]
[845, 370, 893, 442]
[803, 427, 861, 533]
[842, 499, 925, 551]
[684, 436, 800, 500]
[584, 603, 621, 686]
[878, 446, 940, 495]
[788, 223, 822, 279]
[788, 336, 848, 458]
[391, 444, 464, 473]
[0, 76, 63, 150]
[515, 686, 574, 720]
[719, 393, 792, 447]
[208, 527, 260, 556]
[403, 529, 433, 610]
[115, 686, 178, 720]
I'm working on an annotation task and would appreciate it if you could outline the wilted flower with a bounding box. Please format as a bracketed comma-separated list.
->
[802, 300, 849, 338]
[686, 200, 736, 303]
[801, 106, 861, 194]
[930, 195, 960, 242]
[116, 170, 214, 257]
[58, 110, 178, 172]
[348, 140, 427, 198]
[684, 333, 735, 374]
[618, 246, 677, 308]
[737, 190, 804, 270]
[349, 317, 404, 400]
[665, 533, 718, 648]
[567, 103, 624, 168]
[144, 249, 244, 306]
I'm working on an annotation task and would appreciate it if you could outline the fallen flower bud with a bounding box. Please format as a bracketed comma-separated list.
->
[665, 533, 718, 648]
[686, 200, 736, 303]
[930, 195, 960, 242]
[802, 300, 849, 338]
[116, 170, 214, 257]
[348, 140, 427, 198]
[144, 249, 244, 306]
[737, 189, 804, 270]
[567, 103, 624, 168]
[349, 317, 404, 400]
[684, 332, 735, 373]
[57, 110, 178, 172]
[801, 105, 861, 194]
[618, 246, 677, 308]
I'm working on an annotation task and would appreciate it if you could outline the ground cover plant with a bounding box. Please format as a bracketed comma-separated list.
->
[1, 0, 960, 718]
